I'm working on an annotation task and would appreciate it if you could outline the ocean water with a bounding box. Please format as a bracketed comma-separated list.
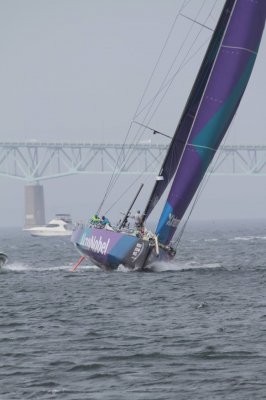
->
[0, 220, 266, 400]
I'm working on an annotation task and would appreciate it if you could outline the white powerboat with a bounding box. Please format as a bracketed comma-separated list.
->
[0, 252, 8, 267]
[24, 214, 73, 237]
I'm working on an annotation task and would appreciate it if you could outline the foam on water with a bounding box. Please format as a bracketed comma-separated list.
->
[1, 262, 100, 273]
[230, 235, 266, 241]
[78, 264, 101, 272]
[148, 260, 222, 272]
[117, 264, 131, 272]
[1, 262, 32, 272]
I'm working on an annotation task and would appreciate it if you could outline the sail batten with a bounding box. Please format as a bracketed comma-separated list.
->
[222, 45, 258, 55]
[187, 144, 216, 152]
[154, 0, 266, 245]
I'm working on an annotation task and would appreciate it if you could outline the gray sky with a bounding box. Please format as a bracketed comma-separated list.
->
[0, 0, 266, 227]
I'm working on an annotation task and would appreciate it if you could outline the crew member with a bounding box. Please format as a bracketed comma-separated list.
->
[133, 210, 144, 229]
[101, 216, 111, 226]
[90, 214, 101, 225]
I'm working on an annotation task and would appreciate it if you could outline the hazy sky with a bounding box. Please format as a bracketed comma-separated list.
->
[0, 0, 266, 227]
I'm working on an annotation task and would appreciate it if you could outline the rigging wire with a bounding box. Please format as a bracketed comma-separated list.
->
[103, 147, 166, 216]
[97, 0, 219, 215]
[103, 1, 215, 197]
[124, 1, 219, 220]
[134, 0, 210, 120]
[125, 1, 218, 187]
[97, 2, 188, 214]
[134, 0, 189, 120]
[135, 0, 219, 131]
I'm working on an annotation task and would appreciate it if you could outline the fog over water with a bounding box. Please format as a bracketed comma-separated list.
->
[0, 0, 266, 227]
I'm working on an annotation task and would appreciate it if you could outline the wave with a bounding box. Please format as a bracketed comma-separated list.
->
[1, 260, 221, 274]
[1, 263, 32, 272]
[230, 236, 266, 241]
[117, 264, 131, 272]
[0, 263, 100, 273]
[146, 260, 221, 272]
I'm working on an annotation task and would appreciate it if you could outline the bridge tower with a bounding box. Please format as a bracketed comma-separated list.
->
[24, 183, 46, 228]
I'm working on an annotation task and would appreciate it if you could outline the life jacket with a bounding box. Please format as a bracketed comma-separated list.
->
[91, 215, 100, 223]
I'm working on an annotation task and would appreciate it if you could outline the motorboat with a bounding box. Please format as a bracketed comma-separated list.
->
[24, 214, 73, 237]
[0, 252, 8, 268]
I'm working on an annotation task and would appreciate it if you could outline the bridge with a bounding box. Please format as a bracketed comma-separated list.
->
[1, 141, 266, 226]
[1, 142, 266, 180]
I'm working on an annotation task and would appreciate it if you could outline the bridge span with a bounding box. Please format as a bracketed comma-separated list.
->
[1, 141, 266, 226]
[1, 141, 266, 180]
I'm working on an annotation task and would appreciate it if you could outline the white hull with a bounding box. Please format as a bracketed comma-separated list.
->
[24, 217, 72, 237]
[28, 230, 72, 237]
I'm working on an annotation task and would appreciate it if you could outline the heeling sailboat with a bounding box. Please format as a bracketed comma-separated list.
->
[71, 0, 266, 271]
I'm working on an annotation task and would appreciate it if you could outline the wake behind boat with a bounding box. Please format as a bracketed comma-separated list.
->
[24, 214, 72, 237]
[72, 0, 266, 271]
[0, 252, 8, 268]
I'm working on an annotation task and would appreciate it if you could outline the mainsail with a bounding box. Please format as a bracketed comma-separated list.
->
[145, 0, 266, 245]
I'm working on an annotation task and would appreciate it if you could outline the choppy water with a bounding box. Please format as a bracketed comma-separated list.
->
[1, 220, 266, 400]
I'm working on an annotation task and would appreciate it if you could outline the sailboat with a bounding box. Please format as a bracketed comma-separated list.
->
[71, 0, 266, 271]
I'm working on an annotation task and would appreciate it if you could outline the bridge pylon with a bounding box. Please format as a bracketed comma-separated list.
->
[24, 183, 46, 228]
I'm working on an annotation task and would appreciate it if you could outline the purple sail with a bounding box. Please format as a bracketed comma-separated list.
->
[155, 0, 266, 244]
